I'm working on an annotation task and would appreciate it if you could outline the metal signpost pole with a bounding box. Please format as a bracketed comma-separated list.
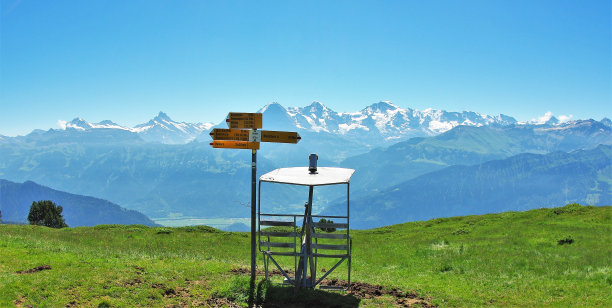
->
[251, 148, 257, 282]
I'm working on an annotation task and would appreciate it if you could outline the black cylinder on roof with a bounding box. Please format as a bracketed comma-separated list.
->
[309, 154, 318, 173]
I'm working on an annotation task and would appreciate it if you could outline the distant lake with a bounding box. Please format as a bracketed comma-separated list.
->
[152, 217, 250, 229]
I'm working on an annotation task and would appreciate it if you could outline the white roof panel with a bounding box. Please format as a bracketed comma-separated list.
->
[259, 167, 355, 186]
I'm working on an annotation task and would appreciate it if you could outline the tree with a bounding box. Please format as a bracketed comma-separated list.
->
[0, 209, 2, 224]
[28, 200, 68, 228]
[317, 218, 336, 233]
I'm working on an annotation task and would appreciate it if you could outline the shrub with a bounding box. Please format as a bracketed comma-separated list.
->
[317, 218, 336, 233]
[28, 200, 68, 228]
[552, 203, 583, 215]
[557, 236, 574, 245]
[439, 264, 453, 272]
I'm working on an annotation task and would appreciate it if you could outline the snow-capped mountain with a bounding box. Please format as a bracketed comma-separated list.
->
[261, 101, 517, 145]
[37, 103, 609, 147]
[133, 112, 213, 144]
[60, 118, 133, 131]
[60, 112, 214, 144]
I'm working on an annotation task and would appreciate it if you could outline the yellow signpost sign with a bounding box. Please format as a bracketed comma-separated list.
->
[209, 128, 250, 141]
[210, 140, 260, 150]
[226, 112, 263, 129]
[261, 130, 301, 143]
[210, 111, 299, 283]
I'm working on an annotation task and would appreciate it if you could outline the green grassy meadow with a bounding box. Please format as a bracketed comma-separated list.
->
[1, 204, 610, 307]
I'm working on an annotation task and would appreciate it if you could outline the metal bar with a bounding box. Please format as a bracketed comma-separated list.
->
[294, 203, 309, 292]
[259, 231, 298, 237]
[260, 220, 296, 227]
[312, 243, 348, 250]
[251, 149, 257, 283]
[312, 233, 349, 239]
[263, 251, 298, 256]
[347, 182, 350, 285]
[314, 236, 318, 282]
[260, 213, 305, 217]
[259, 241, 296, 248]
[266, 254, 295, 286]
[258, 181, 351, 187]
[293, 216, 297, 280]
[312, 253, 350, 258]
[314, 257, 347, 287]
[348, 238, 352, 287]
[258, 181, 262, 252]
[307, 186, 316, 287]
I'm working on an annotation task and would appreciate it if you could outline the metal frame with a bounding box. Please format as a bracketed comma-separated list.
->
[258, 179, 352, 290]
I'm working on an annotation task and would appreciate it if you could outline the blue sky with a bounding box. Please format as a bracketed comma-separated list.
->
[1, 0, 610, 136]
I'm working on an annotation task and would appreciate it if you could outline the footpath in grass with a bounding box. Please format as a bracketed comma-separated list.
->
[0, 203, 610, 307]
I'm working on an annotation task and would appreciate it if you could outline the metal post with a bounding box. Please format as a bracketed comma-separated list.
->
[251, 148, 257, 283]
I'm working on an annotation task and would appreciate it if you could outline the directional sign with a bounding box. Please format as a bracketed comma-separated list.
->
[261, 130, 301, 144]
[210, 140, 260, 150]
[210, 128, 250, 141]
[226, 112, 262, 129]
[210, 110, 300, 283]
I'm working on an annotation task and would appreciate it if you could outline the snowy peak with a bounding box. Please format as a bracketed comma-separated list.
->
[57, 112, 214, 144]
[97, 120, 120, 126]
[363, 101, 400, 114]
[135, 111, 178, 128]
[134, 112, 213, 144]
[304, 101, 332, 114]
[44, 103, 604, 148]
[283, 101, 520, 144]
[154, 111, 172, 122]
[66, 117, 92, 130]
[259, 103, 298, 131]
[258, 102, 287, 114]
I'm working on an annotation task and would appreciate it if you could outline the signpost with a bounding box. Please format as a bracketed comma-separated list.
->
[210, 140, 260, 150]
[260, 130, 301, 143]
[226, 112, 262, 130]
[210, 112, 300, 283]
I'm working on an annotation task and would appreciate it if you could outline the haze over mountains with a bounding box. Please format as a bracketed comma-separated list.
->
[0, 101, 610, 228]
[0, 179, 157, 226]
[330, 145, 612, 228]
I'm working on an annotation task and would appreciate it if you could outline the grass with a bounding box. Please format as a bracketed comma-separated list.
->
[1, 203, 610, 307]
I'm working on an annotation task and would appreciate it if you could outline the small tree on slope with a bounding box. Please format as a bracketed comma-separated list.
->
[28, 200, 68, 228]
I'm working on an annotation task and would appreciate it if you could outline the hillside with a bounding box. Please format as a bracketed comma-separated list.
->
[339, 144, 612, 229]
[341, 120, 612, 196]
[0, 204, 610, 307]
[0, 180, 157, 227]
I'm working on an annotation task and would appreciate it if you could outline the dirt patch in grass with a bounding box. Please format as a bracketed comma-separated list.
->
[230, 267, 295, 277]
[123, 277, 144, 287]
[205, 297, 242, 307]
[13, 296, 31, 308]
[230, 267, 435, 307]
[15, 265, 51, 274]
[321, 278, 435, 307]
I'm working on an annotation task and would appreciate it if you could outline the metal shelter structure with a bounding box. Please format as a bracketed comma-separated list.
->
[258, 164, 355, 290]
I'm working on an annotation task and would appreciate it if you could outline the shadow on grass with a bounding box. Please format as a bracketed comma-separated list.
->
[254, 279, 360, 308]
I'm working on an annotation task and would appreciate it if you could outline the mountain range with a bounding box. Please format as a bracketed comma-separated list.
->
[0, 102, 610, 227]
[57, 112, 213, 145]
[341, 119, 612, 196]
[0, 179, 157, 226]
[331, 144, 612, 229]
[19, 101, 524, 147]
